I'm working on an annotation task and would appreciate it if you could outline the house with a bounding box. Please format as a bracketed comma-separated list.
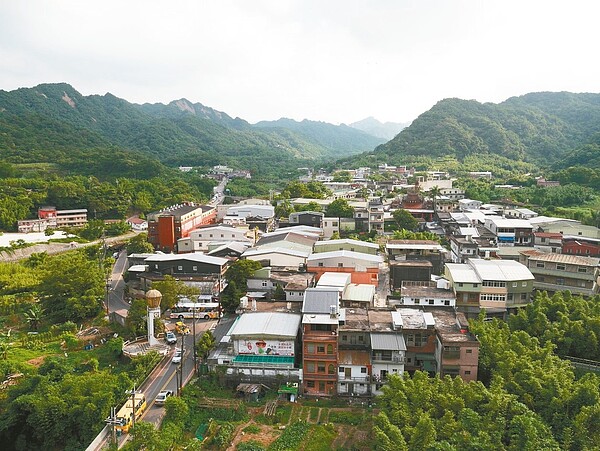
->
[322, 217, 340, 239]
[302, 288, 341, 396]
[18, 206, 88, 233]
[483, 217, 533, 246]
[314, 238, 379, 256]
[337, 308, 372, 396]
[389, 260, 433, 291]
[519, 250, 600, 297]
[246, 267, 316, 303]
[445, 259, 535, 318]
[178, 225, 253, 253]
[368, 311, 406, 395]
[288, 211, 324, 228]
[227, 204, 275, 219]
[256, 229, 319, 255]
[341, 284, 377, 308]
[533, 232, 563, 254]
[386, 240, 446, 274]
[562, 236, 600, 257]
[126, 216, 148, 231]
[207, 241, 250, 258]
[307, 250, 383, 286]
[432, 309, 479, 381]
[242, 247, 310, 268]
[394, 280, 456, 308]
[147, 203, 216, 252]
[458, 199, 482, 211]
[505, 208, 538, 220]
[316, 272, 352, 292]
[388, 309, 438, 375]
[143, 253, 228, 278]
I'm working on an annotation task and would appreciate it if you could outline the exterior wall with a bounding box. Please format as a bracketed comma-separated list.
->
[315, 242, 378, 255]
[307, 266, 379, 286]
[563, 240, 600, 257]
[438, 340, 479, 382]
[157, 216, 176, 251]
[286, 290, 305, 303]
[389, 264, 432, 291]
[322, 218, 340, 239]
[400, 295, 455, 308]
[337, 364, 371, 395]
[302, 324, 338, 396]
[245, 253, 306, 268]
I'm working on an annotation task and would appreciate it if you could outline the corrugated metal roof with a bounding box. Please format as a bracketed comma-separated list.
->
[445, 263, 481, 283]
[307, 250, 383, 264]
[302, 288, 339, 314]
[144, 252, 228, 266]
[317, 272, 351, 288]
[370, 333, 407, 351]
[229, 312, 301, 338]
[469, 259, 535, 281]
[342, 284, 375, 302]
[314, 239, 379, 249]
[520, 249, 600, 266]
[242, 247, 310, 258]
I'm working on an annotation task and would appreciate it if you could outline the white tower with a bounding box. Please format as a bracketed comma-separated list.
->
[146, 289, 162, 346]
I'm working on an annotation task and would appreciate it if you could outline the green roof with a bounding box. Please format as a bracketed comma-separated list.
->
[278, 383, 299, 394]
[233, 355, 294, 365]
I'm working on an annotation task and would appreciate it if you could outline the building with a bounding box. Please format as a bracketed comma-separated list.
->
[483, 217, 533, 246]
[302, 288, 341, 396]
[246, 267, 316, 303]
[313, 238, 379, 256]
[562, 236, 600, 257]
[307, 250, 383, 286]
[341, 284, 377, 308]
[147, 203, 216, 252]
[519, 250, 600, 297]
[389, 260, 433, 291]
[288, 211, 324, 228]
[337, 308, 374, 397]
[177, 225, 253, 253]
[17, 206, 88, 233]
[395, 280, 456, 308]
[226, 204, 275, 220]
[445, 259, 535, 317]
[386, 240, 446, 274]
[458, 199, 482, 211]
[533, 232, 563, 254]
[242, 247, 310, 268]
[433, 309, 479, 381]
[389, 309, 438, 375]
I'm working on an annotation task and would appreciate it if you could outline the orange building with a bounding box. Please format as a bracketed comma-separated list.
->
[306, 251, 383, 286]
[147, 203, 216, 252]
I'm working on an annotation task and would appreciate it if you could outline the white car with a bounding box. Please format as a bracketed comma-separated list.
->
[165, 331, 177, 345]
[155, 390, 173, 405]
[172, 350, 183, 364]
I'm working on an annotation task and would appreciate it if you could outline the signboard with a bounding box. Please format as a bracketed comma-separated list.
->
[237, 339, 294, 356]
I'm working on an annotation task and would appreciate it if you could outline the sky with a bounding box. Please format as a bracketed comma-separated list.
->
[1, 1, 599, 125]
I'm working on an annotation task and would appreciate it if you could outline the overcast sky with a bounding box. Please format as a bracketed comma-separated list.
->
[1, 1, 599, 125]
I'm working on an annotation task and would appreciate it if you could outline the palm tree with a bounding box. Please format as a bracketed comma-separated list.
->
[0, 329, 11, 360]
[24, 304, 44, 331]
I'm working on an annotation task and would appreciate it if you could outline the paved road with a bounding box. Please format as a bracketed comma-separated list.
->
[89, 318, 217, 450]
[107, 249, 130, 314]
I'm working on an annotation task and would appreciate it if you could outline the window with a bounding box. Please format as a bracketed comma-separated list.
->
[339, 367, 345, 373]
[319, 382, 325, 391]
[262, 281, 268, 287]
[317, 363, 326, 373]
[209, 234, 213, 238]
[458, 283, 463, 287]
[512, 282, 518, 288]
[177, 266, 183, 271]
[338, 263, 343, 268]
[480, 294, 506, 302]
[473, 283, 478, 288]
[557, 264, 566, 271]
[556, 278, 565, 285]
[328, 364, 335, 374]
[306, 362, 315, 373]
[507, 294, 513, 301]
[414, 299, 420, 304]
[466, 349, 473, 354]
[361, 367, 367, 373]
[306, 343, 315, 353]
[428, 299, 434, 305]
[317, 345, 325, 353]
[155, 264, 159, 269]
[358, 335, 364, 343]
[578, 267, 588, 273]
[465, 370, 471, 375]
[341, 334, 348, 342]
[482, 281, 506, 288]
[444, 300, 450, 306]
[521, 293, 528, 301]
[522, 281, 527, 287]
[192, 266, 197, 271]
[318, 262, 324, 267]
[333, 222, 338, 227]
[327, 344, 334, 354]
[306, 381, 315, 388]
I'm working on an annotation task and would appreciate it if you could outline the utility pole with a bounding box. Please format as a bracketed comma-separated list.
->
[105, 406, 119, 447]
[177, 335, 184, 395]
[193, 299, 197, 375]
[128, 385, 137, 430]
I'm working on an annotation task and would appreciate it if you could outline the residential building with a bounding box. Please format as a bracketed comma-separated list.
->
[288, 211, 324, 228]
[390, 309, 438, 375]
[341, 284, 377, 308]
[458, 199, 482, 211]
[307, 250, 383, 286]
[395, 280, 456, 308]
[242, 247, 310, 268]
[562, 236, 600, 257]
[126, 216, 148, 231]
[519, 250, 600, 297]
[337, 308, 372, 396]
[445, 259, 535, 317]
[386, 240, 446, 274]
[483, 217, 533, 246]
[18, 206, 88, 233]
[314, 238, 379, 256]
[389, 260, 433, 292]
[246, 267, 315, 303]
[433, 309, 479, 381]
[302, 288, 340, 396]
[227, 204, 275, 219]
[177, 225, 252, 253]
[533, 232, 563, 254]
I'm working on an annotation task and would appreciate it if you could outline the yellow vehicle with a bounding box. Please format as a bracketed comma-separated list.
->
[175, 321, 190, 335]
[115, 392, 147, 434]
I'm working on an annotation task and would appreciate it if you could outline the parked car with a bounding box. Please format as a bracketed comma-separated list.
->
[165, 331, 177, 345]
[155, 390, 173, 405]
[172, 350, 183, 364]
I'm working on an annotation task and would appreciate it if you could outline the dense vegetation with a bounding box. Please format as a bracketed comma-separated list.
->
[376, 292, 600, 450]
[0, 83, 380, 178]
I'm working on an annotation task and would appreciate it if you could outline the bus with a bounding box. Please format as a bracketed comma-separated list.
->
[170, 301, 221, 320]
[115, 392, 147, 434]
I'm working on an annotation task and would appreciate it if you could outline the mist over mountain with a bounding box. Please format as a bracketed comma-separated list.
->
[349, 116, 410, 140]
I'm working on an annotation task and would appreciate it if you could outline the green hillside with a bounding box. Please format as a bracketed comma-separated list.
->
[0, 83, 378, 177]
[365, 92, 600, 166]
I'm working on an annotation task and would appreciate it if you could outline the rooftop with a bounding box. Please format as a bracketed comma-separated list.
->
[400, 285, 455, 299]
[520, 249, 600, 266]
[229, 312, 301, 338]
[144, 252, 228, 267]
[430, 309, 478, 344]
[338, 308, 370, 331]
[315, 239, 379, 249]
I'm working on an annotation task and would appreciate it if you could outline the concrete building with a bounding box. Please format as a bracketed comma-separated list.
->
[433, 309, 479, 381]
[314, 238, 379, 256]
[519, 250, 600, 297]
[386, 240, 446, 274]
[307, 250, 383, 286]
[147, 203, 216, 252]
[246, 267, 316, 303]
[484, 217, 534, 246]
[395, 280, 456, 308]
[445, 259, 535, 317]
[389, 260, 433, 292]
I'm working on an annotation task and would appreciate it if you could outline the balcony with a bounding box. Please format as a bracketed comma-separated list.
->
[302, 372, 338, 381]
[337, 374, 371, 383]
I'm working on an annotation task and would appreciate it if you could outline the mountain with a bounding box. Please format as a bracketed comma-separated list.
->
[254, 118, 385, 156]
[349, 116, 409, 140]
[0, 83, 380, 176]
[368, 92, 600, 166]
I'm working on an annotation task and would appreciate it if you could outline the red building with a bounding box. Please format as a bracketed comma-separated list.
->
[147, 203, 216, 252]
[562, 236, 600, 257]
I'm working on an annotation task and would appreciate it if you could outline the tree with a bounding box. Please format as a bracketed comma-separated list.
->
[125, 298, 149, 336]
[221, 280, 243, 314]
[195, 331, 216, 362]
[126, 233, 154, 254]
[23, 304, 44, 331]
[429, 185, 441, 212]
[295, 201, 322, 212]
[225, 260, 262, 288]
[151, 275, 190, 311]
[325, 199, 354, 218]
[273, 284, 286, 300]
[38, 251, 104, 322]
[392, 209, 418, 231]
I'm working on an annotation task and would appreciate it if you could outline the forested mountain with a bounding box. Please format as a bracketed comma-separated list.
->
[359, 92, 600, 167]
[349, 116, 409, 140]
[254, 117, 384, 155]
[0, 83, 378, 176]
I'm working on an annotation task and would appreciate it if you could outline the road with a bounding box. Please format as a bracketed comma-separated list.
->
[88, 318, 217, 450]
[107, 249, 130, 314]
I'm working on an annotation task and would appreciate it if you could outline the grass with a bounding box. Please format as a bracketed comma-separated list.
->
[303, 424, 337, 451]
[328, 409, 366, 426]
[275, 404, 292, 425]
[309, 407, 320, 422]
